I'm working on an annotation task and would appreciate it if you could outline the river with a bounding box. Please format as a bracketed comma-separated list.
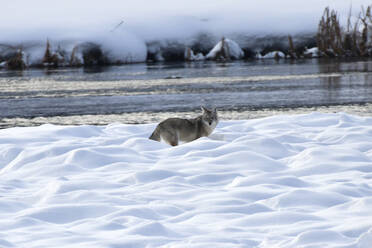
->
[0, 58, 371, 128]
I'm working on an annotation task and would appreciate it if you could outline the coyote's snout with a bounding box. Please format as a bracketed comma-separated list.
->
[149, 107, 219, 146]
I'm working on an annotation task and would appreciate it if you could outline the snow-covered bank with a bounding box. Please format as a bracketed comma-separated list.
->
[1, 113, 372, 247]
[1, 1, 371, 68]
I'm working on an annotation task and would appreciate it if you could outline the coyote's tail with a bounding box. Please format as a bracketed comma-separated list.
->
[149, 127, 161, 141]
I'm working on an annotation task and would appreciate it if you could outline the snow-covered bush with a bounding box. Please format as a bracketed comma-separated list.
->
[206, 37, 244, 60]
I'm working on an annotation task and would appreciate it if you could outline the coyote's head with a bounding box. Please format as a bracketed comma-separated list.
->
[201, 106, 219, 127]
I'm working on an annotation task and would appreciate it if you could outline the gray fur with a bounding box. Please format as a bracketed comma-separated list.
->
[149, 107, 219, 146]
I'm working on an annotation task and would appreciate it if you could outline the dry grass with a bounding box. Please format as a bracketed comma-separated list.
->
[69, 45, 82, 66]
[7, 49, 25, 70]
[185, 47, 192, 61]
[42, 39, 62, 67]
[215, 37, 230, 61]
[317, 5, 372, 57]
[287, 35, 296, 59]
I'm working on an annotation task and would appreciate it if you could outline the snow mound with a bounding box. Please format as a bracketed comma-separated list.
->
[304, 47, 320, 58]
[258, 50, 286, 59]
[206, 38, 244, 60]
[1, 113, 372, 247]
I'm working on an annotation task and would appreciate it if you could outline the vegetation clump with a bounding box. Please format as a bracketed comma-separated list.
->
[317, 6, 372, 57]
[42, 40, 64, 67]
[6, 49, 25, 70]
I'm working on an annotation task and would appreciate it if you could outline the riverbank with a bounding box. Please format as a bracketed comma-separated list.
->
[1, 103, 371, 129]
[1, 4, 371, 69]
[1, 59, 371, 129]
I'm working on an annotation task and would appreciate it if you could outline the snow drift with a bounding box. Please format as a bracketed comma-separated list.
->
[1, 113, 372, 247]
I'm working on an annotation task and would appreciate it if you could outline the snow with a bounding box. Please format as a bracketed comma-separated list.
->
[1, 1, 371, 65]
[206, 38, 244, 60]
[4, 31, 147, 66]
[1, 112, 372, 247]
[1, 0, 370, 40]
[99, 31, 147, 64]
[258, 51, 286, 59]
[304, 47, 320, 58]
[185, 48, 205, 61]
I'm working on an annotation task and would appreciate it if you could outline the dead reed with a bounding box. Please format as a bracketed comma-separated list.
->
[317, 5, 372, 57]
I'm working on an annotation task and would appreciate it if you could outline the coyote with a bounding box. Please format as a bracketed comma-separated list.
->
[149, 107, 219, 146]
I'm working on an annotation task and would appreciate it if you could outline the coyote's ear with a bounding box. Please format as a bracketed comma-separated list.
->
[212, 107, 217, 113]
[201, 106, 207, 113]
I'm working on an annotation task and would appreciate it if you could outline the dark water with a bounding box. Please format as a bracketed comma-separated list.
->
[0, 59, 372, 127]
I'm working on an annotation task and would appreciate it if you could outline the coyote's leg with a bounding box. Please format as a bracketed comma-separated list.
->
[161, 130, 179, 146]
